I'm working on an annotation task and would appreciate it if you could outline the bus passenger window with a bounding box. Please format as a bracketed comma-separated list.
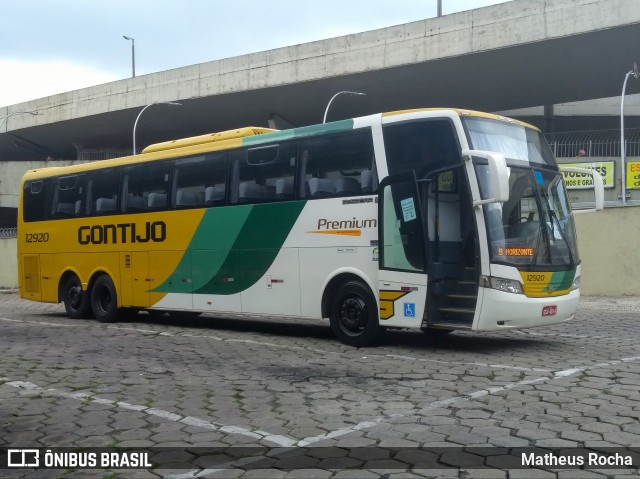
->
[299, 129, 376, 199]
[51, 175, 86, 219]
[230, 142, 297, 205]
[86, 169, 120, 216]
[383, 120, 461, 178]
[123, 161, 170, 213]
[172, 153, 228, 209]
[23, 179, 51, 222]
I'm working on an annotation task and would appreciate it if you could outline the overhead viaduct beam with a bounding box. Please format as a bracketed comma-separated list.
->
[1, 0, 640, 162]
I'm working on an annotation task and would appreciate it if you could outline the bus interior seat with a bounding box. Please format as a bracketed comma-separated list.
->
[361, 168, 378, 193]
[96, 198, 117, 214]
[275, 177, 294, 200]
[74, 200, 82, 216]
[147, 192, 167, 209]
[126, 195, 146, 211]
[335, 176, 360, 195]
[308, 178, 335, 198]
[239, 181, 266, 203]
[176, 189, 200, 207]
[205, 186, 225, 204]
[55, 202, 75, 217]
[361, 170, 372, 193]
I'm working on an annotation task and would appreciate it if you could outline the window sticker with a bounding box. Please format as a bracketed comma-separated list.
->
[534, 171, 545, 185]
[400, 197, 417, 222]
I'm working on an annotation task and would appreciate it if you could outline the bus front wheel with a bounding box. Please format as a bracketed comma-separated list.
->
[62, 275, 92, 319]
[330, 280, 379, 347]
[91, 274, 119, 323]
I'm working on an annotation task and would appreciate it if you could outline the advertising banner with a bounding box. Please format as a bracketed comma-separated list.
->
[561, 162, 614, 189]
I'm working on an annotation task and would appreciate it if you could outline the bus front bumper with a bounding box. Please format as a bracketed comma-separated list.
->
[474, 287, 580, 331]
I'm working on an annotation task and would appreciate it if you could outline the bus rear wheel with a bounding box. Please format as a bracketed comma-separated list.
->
[91, 274, 120, 323]
[330, 280, 379, 347]
[63, 275, 92, 319]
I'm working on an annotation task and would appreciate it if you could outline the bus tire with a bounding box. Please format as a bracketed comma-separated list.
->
[91, 274, 120, 323]
[62, 275, 92, 319]
[330, 280, 379, 347]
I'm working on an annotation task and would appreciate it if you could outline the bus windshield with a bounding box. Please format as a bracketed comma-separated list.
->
[464, 116, 557, 166]
[466, 118, 579, 269]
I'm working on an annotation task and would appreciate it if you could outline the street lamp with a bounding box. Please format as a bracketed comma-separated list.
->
[0, 111, 41, 132]
[132, 102, 182, 154]
[123, 35, 135, 78]
[323, 91, 366, 123]
[620, 63, 639, 205]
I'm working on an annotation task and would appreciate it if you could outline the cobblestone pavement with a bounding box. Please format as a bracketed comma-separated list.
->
[1, 292, 639, 478]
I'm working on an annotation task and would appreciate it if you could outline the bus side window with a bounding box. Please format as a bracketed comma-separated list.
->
[172, 152, 228, 209]
[230, 142, 298, 205]
[299, 129, 375, 199]
[51, 175, 86, 219]
[23, 179, 51, 222]
[86, 169, 120, 216]
[123, 161, 170, 213]
[383, 119, 461, 178]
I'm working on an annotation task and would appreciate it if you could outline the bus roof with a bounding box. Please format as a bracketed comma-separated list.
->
[20, 108, 538, 181]
[382, 108, 539, 131]
[142, 127, 276, 154]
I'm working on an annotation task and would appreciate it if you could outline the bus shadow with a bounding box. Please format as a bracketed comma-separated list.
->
[127, 311, 336, 341]
[129, 311, 544, 353]
[46, 310, 547, 353]
[378, 328, 544, 354]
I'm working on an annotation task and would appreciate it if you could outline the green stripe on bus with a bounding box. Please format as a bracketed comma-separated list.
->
[545, 270, 576, 293]
[153, 201, 306, 295]
[241, 119, 354, 146]
[193, 201, 306, 295]
[152, 207, 252, 293]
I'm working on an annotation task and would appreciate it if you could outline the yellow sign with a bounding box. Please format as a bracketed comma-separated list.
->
[561, 162, 614, 189]
[626, 161, 640, 189]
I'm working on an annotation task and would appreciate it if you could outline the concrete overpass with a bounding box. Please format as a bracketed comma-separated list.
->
[2, 0, 640, 168]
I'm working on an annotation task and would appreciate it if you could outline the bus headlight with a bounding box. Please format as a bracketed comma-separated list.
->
[488, 276, 523, 294]
[571, 276, 580, 291]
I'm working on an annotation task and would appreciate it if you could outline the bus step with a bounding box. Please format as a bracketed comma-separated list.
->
[439, 307, 475, 315]
[429, 321, 472, 330]
[447, 294, 476, 300]
[462, 267, 477, 281]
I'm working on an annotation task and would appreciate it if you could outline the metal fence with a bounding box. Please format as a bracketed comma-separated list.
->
[545, 128, 640, 158]
[77, 147, 132, 162]
[0, 228, 17, 238]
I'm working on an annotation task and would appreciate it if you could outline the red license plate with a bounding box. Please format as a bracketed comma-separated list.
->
[542, 305, 558, 317]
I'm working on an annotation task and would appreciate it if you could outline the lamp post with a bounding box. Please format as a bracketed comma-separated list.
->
[123, 35, 135, 78]
[323, 91, 366, 123]
[132, 102, 181, 154]
[0, 111, 40, 132]
[620, 63, 639, 205]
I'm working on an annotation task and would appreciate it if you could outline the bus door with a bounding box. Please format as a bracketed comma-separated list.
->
[377, 172, 427, 328]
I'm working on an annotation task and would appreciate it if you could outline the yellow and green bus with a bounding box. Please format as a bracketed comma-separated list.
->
[18, 109, 603, 346]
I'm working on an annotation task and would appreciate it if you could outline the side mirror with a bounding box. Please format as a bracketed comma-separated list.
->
[463, 149, 510, 206]
[560, 167, 604, 212]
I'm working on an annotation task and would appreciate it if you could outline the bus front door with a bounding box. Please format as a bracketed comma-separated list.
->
[377, 172, 428, 328]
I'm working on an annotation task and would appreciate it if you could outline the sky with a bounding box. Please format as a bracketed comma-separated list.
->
[0, 0, 511, 108]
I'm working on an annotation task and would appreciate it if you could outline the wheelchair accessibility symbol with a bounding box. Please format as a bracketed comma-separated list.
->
[404, 302, 416, 318]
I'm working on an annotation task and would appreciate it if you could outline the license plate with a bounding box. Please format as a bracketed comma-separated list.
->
[542, 305, 558, 317]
